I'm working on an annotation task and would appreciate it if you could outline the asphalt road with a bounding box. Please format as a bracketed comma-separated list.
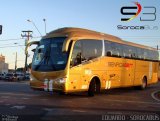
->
[0, 80, 160, 121]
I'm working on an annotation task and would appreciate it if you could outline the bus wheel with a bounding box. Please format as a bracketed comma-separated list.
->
[88, 78, 100, 97]
[59, 92, 65, 95]
[141, 77, 147, 90]
[135, 77, 147, 90]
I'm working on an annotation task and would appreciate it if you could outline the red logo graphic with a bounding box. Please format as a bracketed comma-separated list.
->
[121, 2, 142, 21]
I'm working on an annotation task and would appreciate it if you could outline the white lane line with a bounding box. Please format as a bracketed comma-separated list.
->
[43, 108, 54, 112]
[1, 96, 10, 99]
[72, 110, 86, 113]
[0, 101, 4, 103]
[0, 92, 38, 97]
[21, 97, 30, 100]
[11, 106, 26, 110]
[5, 104, 11, 106]
[102, 99, 160, 105]
[151, 91, 160, 102]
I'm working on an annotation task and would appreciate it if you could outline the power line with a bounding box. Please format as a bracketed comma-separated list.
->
[0, 45, 24, 48]
[0, 36, 41, 42]
[27, 20, 42, 36]
[0, 43, 21, 46]
[0, 38, 23, 41]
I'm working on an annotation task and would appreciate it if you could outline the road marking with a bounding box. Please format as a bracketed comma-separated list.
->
[151, 91, 160, 102]
[0, 101, 4, 103]
[43, 108, 55, 112]
[0, 92, 38, 97]
[5, 104, 11, 106]
[72, 109, 86, 113]
[102, 99, 160, 106]
[1, 96, 10, 99]
[21, 97, 30, 100]
[62, 100, 73, 103]
[11, 106, 26, 110]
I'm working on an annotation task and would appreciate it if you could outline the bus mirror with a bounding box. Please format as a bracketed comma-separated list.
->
[31, 49, 36, 52]
[25, 41, 39, 54]
[62, 39, 71, 52]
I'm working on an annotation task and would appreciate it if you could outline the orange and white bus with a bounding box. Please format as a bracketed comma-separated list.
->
[27, 27, 159, 96]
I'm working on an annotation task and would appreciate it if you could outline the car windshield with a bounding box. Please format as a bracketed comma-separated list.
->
[32, 37, 69, 72]
[7, 74, 13, 76]
[17, 74, 22, 76]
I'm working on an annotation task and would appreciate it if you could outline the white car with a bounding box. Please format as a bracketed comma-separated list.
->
[16, 73, 25, 81]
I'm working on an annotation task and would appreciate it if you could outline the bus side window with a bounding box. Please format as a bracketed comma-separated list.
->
[132, 47, 138, 59]
[137, 48, 145, 60]
[105, 40, 112, 56]
[123, 45, 130, 58]
[70, 41, 82, 67]
[155, 51, 159, 60]
[115, 43, 123, 57]
[106, 51, 112, 56]
[81, 40, 102, 61]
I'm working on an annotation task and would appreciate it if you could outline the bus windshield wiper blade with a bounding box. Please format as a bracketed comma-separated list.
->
[35, 50, 49, 70]
[35, 47, 56, 71]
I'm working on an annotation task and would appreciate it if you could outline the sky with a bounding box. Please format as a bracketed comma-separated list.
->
[0, 0, 160, 69]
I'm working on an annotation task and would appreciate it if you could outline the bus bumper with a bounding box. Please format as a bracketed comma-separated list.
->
[30, 80, 65, 92]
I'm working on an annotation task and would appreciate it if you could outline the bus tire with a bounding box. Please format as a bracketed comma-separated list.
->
[59, 92, 65, 95]
[140, 77, 147, 90]
[135, 77, 147, 90]
[88, 78, 100, 97]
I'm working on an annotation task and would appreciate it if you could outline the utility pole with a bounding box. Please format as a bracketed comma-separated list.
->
[15, 52, 17, 73]
[21, 30, 33, 73]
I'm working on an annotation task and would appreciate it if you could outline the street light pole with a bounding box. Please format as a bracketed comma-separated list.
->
[43, 19, 47, 35]
[27, 19, 42, 36]
[25, 46, 28, 72]
[15, 52, 17, 73]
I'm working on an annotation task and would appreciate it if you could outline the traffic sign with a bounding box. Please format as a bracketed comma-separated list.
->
[0, 25, 2, 34]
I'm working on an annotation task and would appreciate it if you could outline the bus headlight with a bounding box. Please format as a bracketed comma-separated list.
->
[56, 78, 66, 84]
[30, 75, 36, 81]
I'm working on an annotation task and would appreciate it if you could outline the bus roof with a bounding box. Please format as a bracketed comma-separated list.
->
[43, 27, 157, 51]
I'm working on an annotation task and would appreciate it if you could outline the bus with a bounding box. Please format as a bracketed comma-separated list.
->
[26, 27, 159, 96]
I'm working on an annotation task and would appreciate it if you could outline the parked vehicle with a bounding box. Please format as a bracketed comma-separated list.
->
[0, 73, 5, 80]
[16, 73, 25, 81]
[5, 73, 17, 81]
[25, 73, 30, 80]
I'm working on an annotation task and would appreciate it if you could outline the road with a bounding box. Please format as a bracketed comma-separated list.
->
[0, 80, 160, 121]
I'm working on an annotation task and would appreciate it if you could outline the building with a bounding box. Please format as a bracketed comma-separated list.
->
[0, 54, 8, 73]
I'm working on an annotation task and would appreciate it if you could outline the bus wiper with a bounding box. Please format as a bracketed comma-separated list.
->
[35, 47, 56, 71]
[34, 50, 49, 70]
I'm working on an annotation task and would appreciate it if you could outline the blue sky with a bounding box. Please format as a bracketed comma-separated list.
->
[0, 0, 160, 69]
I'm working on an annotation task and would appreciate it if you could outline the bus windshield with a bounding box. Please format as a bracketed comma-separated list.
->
[32, 37, 68, 72]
